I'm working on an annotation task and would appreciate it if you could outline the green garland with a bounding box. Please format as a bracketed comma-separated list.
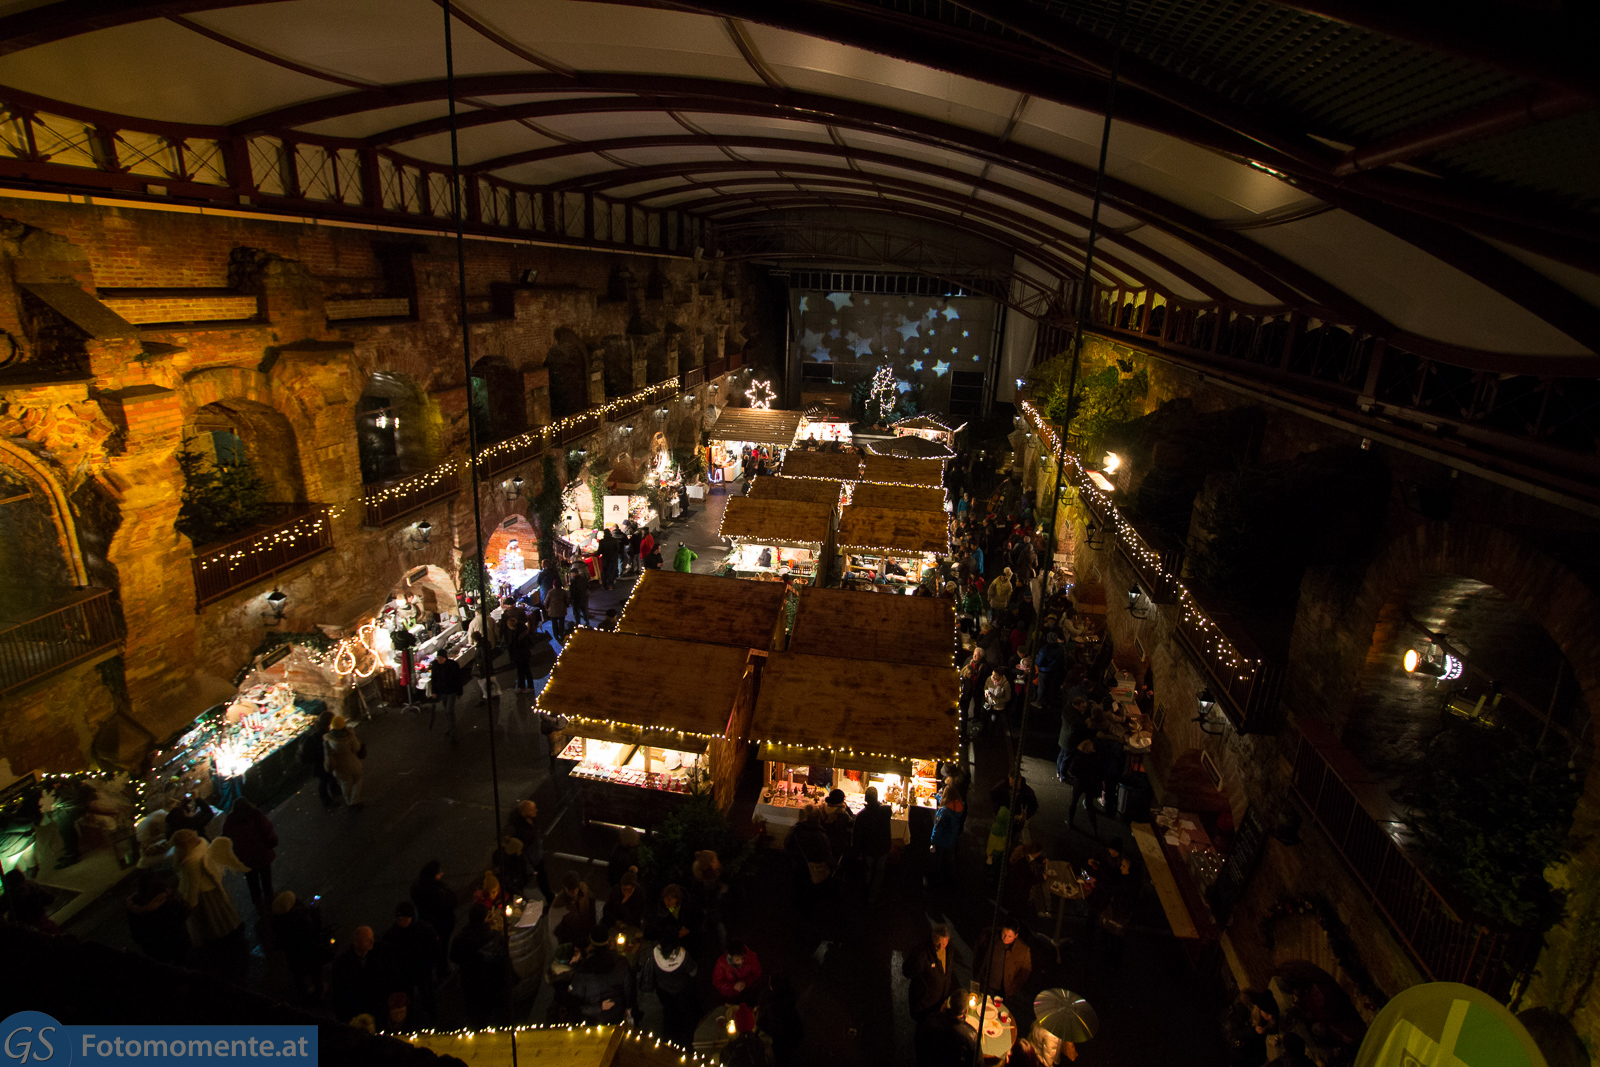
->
[531, 454, 562, 560]
[1260, 894, 1387, 1011]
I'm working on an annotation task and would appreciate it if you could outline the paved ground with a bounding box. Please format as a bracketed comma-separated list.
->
[66, 483, 1227, 1065]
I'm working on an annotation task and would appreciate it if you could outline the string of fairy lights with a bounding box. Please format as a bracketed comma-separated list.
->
[405, 1022, 718, 1066]
[1019, 400, 1264, 677]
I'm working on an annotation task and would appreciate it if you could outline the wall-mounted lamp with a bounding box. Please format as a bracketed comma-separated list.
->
[1127, 582, 1150, 618]
[1102, 452, 1121, 474]
[1403, 647, 1463, 683]
[621, 425, 633, 435]
[502, 476, 523, 501]
[263, 588, 287, 626]
[405, 519, 433, 550]
[656, 407, 670, 419]
[1193, 687, 1226, 735]
[571, 447, 588, 458]
[1084, 519, 1105, 549]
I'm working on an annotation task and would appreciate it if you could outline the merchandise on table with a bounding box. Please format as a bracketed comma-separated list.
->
[726, 542, 819, 580]
[757, 759, 939, 816]
[559, 737, 706, 795]
[151, 683, 319, 802]
[841, 550, 936, 589]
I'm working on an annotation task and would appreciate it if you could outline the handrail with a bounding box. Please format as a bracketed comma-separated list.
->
[192, 504, 335, 607]
[1288, 719, 1542, 999]
[361, 461, 463, 528]
[0, 587, 121, 695]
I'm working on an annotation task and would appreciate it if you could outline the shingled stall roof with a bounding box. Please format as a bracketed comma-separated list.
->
[719, 496, 835, 548]
[746, 475, 844, 506]
[414, 1024, 688, 1066]
[860, 454, 945, 486]
[849, 481, 948, 513]
[866, 435, 955, 460]
[788, 585, 958, 668]
[617, 569, 787, 651]
[836, 504, 950, 557]
[779, 450, 865, 481]
[706, 408, 803, 447]
[751, 651, 961, 774]
[535, 629, 750, 751]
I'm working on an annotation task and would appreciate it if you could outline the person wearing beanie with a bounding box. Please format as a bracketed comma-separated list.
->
[673, 540, 698, 573]
[382, 900, 439, 1026]
[569, 922, 634, 1024]
[988, 568, 1014, 618]
[322, 715, 365, 806]
[270, 890, 328, 1006]
[819, 789, 854, 872]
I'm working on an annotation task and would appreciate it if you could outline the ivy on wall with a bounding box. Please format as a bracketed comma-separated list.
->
[530, 454, 562, 561]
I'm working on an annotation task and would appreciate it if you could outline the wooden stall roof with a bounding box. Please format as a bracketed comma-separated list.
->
[892, 414, 958, 432]
[779, 450, 864, 481]
[412, 1024, 686, 1066]
[719, 497, 834, 546]
[867, 435, 955, 460]
[751, 652, 961, 763]
[850, 481, 948, 513]
[860, 454, 945, 486]
[788, 586, 957, 667]
[536, 629, 749, 746]
[837, 505, 950, 556]
[618, 569, 786, 650]
[706, 408, 802, 446]
[747, 475, 844, 505]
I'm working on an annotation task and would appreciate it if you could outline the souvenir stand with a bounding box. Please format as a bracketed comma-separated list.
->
[849, 481, 949, 514]
[835, 502, 950, 589]
[859, 453, 946, 488]
[779, 449, 865, 483]
[717, 496, 835, 584]
[704, 408, 803, 485]
[797, 411, 853, 445]
[554, 481, 603, 571]
[890, 413, 963, 449]
[536, 630, 757, 828]
[749, 650, 961, 845]
[617, 569, 787, 653]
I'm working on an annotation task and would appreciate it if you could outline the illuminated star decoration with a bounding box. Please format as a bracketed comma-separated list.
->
[851, 336, 875, 358]
[911, 359, 924, 371]
[896, 317, 922, 342]
[942, 306, 961, 321]
[896, 380, 914, 394]
[745, 378, 777, 409]
[826, 292, 854, 310]
[933, 360, 951, 376]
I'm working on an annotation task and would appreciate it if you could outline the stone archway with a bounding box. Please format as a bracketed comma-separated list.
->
[1317, 519, 1600, 1040]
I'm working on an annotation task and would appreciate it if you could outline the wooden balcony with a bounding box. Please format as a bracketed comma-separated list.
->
[0, 588, 122, 696]
[1174, 588, 1285, 733]
[1288, 718, 1543, 999]
[361, 461, 462, 528]
[192, 504, 336, 607]
[478, 427, 551, 479]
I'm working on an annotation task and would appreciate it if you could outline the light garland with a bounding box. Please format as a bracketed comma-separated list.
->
[405, 1022, 717, 1066]
[359, 459, 463, 505]
[868, 364, 897, 424]
[1020, 399, 1267, 683]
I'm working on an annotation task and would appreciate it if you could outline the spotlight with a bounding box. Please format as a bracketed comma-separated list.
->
[1404, 648, 1462, 682]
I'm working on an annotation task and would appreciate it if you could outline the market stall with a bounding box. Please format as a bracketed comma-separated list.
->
[147, 680, 325, 812]
[890, 413, 963, 449]
[835, 503, 950, 589]
[746, 474, 845, 509]
[798, 411, 854, 445]
[849, 481, 948, 514]
[705, 408, 803, 484]
[553, 481, 658, 575]
[779, 449, 865, 482]
[867, 433, 954, 460]
[617, 569, 788, 652]
[860, 453, 946, 487]
[749, 651, 961, 844]
[717, 496, 835, 583]
[537, 630, 757, 825]
[788, 585, 958, 668]
[483, 515, 540, 598]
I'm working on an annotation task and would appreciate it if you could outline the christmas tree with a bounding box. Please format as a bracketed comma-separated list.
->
[868, 364, 897, 425]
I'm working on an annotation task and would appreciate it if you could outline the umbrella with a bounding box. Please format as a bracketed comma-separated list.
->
[1034, 989, 1098, 1043]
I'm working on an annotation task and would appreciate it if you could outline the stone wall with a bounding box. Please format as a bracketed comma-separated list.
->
[0, 196, 763, 781]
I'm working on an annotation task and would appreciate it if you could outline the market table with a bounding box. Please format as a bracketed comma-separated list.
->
[963, 993, 1019, 1061]
[1038, 860, 1093, 963]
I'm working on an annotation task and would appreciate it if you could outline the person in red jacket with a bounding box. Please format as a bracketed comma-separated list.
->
[712, 938, 763, 1005]
[222, 797, 278, 913]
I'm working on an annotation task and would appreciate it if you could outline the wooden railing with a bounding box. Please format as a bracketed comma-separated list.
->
[191, 504, 335, 607]
[681, 366, 705, 391]
[478, 428, 550, 478]
[0, 588, 121, 695]
[1289, 718, 1542, 999]
[361, 461, 462, 527]
[706, 356, 728, 380]
[559, 409, 603, 445]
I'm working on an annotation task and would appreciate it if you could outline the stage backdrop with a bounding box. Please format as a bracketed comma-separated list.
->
[791, 290, 998, 417]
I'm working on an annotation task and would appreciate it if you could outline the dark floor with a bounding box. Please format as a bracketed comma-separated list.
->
[65, 483, 1227, 1065]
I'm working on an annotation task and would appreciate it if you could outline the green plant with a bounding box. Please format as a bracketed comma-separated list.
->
[638, 796, 754, 889]
[175, 437, 270, 546]
[1403, 734, 1580, 930]
[588, 473, 606, 525]
[253, 631, 334, 660]
[531, 454, 562, 560]
[670, 445, 704, 480]
[459, 552, 488, 596]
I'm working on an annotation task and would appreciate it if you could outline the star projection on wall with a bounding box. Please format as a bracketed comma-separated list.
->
[911, 360, 924, 371]
[933, 360, 951, 377]
[746, 379, 777, 409]
[851, 336, 875, 358]
[826, 292, 854, 310]
[942, 306, 961, 321]
[896, 317, 922, 342]
[798, 296, 809, 313]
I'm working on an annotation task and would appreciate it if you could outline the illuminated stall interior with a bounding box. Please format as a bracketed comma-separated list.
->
[705, 408, 803, 485]
[536, 630, 756, 824]
[616, 569, 787, 652]
[717, 496, 835, 583]
[890, 414, 963, 449]
[835, 503, 950, 590]
[749, 651, 961, 843]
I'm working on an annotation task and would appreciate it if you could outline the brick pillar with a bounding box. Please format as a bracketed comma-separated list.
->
[524, 366, 551, 426]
